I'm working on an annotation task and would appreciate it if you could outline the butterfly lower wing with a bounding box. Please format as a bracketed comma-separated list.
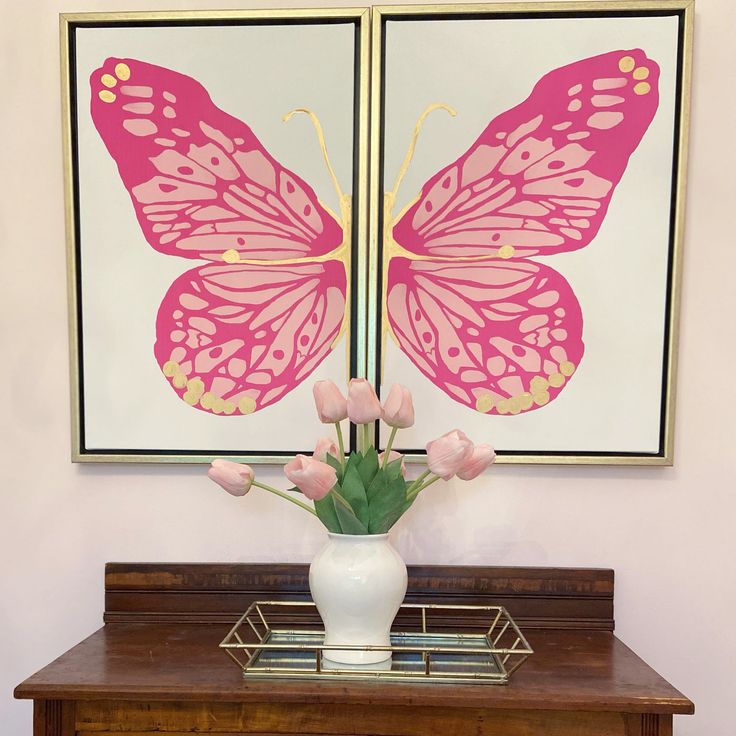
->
[392, 49, 659, 259]
[156, 260, 347, 414]
[91, 58, 343, 261]
[386, 258, 583, 414]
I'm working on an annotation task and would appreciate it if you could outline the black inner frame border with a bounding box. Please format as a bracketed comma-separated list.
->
[67, 16, 363, 458]
[374, 8, 687, 459]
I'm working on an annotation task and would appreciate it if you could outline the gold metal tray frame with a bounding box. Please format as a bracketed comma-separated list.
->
[220, 601, 533, 684]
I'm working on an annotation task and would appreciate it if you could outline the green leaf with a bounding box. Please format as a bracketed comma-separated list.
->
[340, 465, 369, 526]
[314, 494, 341, 533]
[332, 492, 369, 535]
[385, 457, 404, 481]
[344, 451, 362, 479]
[324, 452, 343, 482]
[368, 472, 408, 533]
[357, 446, 379, 489]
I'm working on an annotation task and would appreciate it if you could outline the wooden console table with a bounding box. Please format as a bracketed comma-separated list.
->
[15, 563, 693, 735]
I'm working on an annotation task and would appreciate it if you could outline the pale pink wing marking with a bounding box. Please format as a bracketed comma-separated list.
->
[392, 49, 660, 258]
[91, 58, 342, 261]
[156, 260, 347, 414]
[386, 258, 583, 415]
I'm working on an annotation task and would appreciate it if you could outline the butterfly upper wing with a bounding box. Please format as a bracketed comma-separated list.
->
[391, 49, 659, 259]
[386, 258, 583, 415]
[156, 260, 347, 414]
[90, 58, 343, 261]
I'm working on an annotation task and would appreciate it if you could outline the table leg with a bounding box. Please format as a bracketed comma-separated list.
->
[33, 701, 75, 736]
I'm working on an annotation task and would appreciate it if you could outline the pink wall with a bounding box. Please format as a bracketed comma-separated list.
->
[1, 1, 733, 734]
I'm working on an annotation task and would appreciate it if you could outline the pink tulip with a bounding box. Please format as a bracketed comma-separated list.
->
[312, 380, 348, 423]
[457, 444, 496, 480]
[379, 450, 407, 478]
[313, 436, 339, 463]
[425, 429, 474, 480]
[284, 454, 337, 500]
[208, 459, 255, 497]
[382, 384, 415, 428]
[347, 378, 383, 424]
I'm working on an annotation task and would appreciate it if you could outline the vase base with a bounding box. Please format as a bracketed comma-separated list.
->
[322, 653, 393, 670]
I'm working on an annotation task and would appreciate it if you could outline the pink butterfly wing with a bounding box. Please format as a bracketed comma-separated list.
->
[90, 58, 343, 261]
[156, 260, 347, 414]
[392, 49, 659, 258]
[386, 258, 583, 414]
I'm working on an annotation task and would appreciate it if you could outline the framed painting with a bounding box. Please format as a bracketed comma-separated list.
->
[368, 1, 693, 465]
[61, 9, 370, 463]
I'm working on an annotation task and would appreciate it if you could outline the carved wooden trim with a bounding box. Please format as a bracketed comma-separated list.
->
[624, 713, 673, 736]
[33, 700, 75, 736]
[104, 563, 614, 630]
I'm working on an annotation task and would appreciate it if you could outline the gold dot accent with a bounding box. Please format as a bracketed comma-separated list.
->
[634, 82, 651, 96]
[115, 62, 131, 81]
[212, 398, 225, 414]
[498, 245, 515, 259]
[633, 66, 650, 80]
[200, 392, 215, 410]
[223, 401, 236, 415]
[98, 90, 116, 103]
[475, 394, 494, 413]
[162, 360, 179, 377]
[496, 399, 509, 415]
[186, 378, 205, 398]
[548, 372, 565, 388]
[619, 56, 635, 73]
[182, 391, 199, 406]
[508, 396, 522, 415]
[223, 249, 240, 263]
[560, 361, 576, 377]
[101, 74, 117, 88]
[519, 392, 534, 410]
[530, 376, 549, 392]
[172, 372, 188, 389]
[533, 391, 550, 406]
[239, 396, 257, 414]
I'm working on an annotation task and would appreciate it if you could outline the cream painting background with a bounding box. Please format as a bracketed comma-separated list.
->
[3, 2, 735, 735]
[380, 15, 679, 453]
[75, 23, 356, 451]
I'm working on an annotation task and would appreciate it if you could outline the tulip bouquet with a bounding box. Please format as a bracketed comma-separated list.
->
[208, 378, 495, 535]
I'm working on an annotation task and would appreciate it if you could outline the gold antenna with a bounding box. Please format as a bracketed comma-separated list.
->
[390, 103, 456, 202]
[283, 108, 345, 206]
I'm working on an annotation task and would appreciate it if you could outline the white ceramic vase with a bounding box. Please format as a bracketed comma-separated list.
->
[309, 532, 408, 665]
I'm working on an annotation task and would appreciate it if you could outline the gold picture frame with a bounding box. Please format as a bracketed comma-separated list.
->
[367, 1, 693, 465]
[61, 8, 371, 463]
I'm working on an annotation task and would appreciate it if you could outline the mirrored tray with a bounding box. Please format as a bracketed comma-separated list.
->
[220, 601, 532, 684]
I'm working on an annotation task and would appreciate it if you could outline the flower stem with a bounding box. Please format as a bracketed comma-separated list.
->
[361, 423, 374, 452]
[406, 473, 441, 503]
[252, 481, 318, 516]
[405, 469, 430, 496]
[334, 421, 346, 469]
[382, 426, 398, 468]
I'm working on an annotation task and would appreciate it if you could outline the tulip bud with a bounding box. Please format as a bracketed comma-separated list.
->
[208, 459, 255, 497]
[425, 429, 474, 481]
[284, 454, 337, 500]
[347, 378, 383, 424]
[312, 380, 348, 423]
[382, 384, 415, 428]
[378, 450, 407, 478]
[313, 436, 339, 463]
[457, 444, 496, 480]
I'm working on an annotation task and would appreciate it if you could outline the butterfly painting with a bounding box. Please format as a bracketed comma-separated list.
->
[381, 49, 660, 418]
[90, 58, 352, 417]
